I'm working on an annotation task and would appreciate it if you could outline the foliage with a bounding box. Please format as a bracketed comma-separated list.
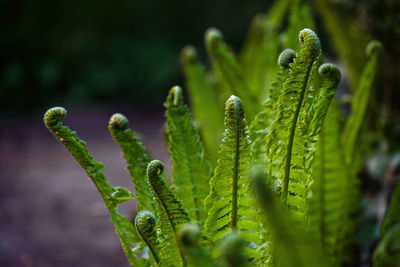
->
[43, 1, 396, 266]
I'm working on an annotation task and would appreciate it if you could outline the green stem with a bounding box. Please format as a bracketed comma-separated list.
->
[281, 65, 313, 203]
[231, 97, 240, 229]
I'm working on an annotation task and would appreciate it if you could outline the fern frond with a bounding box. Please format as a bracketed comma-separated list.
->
[146, 160, 189, 266]
[108, 113, 155, 213]
[44, 107, 142, 266]
[205, 28, 259, 120]
[314, 0, 368, 91]
[165, 86, 212, 225]
[178, 224, 221, 267]
[239, 0, 290, 93]
[309, 100, 355, 265]
[181, 46, 223, 162]
[251, 169, 327, 267]
[342, 40, 383, 168]
[204, 96, 261, 258]
[250, 48, 295, 164]
[265, 28, 320, 205]
[285, 0, 315, 51]
[135, 210, 160, 263]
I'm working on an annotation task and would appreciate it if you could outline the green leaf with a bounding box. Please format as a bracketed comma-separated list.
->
[314, 0, 369, 91]
[250, 48, 295, 165]
[108, 113, 155, 213]
[146, 160, 189, 266]
[204, 96, 261, 259]
[342, 40, 383, 168]
[165, 86, 212, 225]
[181, 46, 223, 163]
[250, 169, 328, 267]
[285, 0, 315, 51]
[205, 28, 259, 120]
[309, 100, 356, 265]
[265, 28, 320, 205]
[177, 224, 221, 267]
[135, 210, 160, 263]
[44, 107, 142, 267]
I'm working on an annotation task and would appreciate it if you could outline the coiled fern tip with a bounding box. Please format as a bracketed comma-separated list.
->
[147, 160, 164, 181]
[278, 48, 296, 69]
[44, 107, 67, 127]
[299, 28, 320, 60]
[109, 113, 129, 131]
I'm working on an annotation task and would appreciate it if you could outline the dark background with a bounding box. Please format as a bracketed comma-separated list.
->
[0, 0, 399, 266]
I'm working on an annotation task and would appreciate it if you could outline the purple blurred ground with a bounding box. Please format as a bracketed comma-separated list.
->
[0, 107, 170, 267]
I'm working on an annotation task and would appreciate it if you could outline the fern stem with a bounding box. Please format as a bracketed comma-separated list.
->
[231, 96, 241, 229]
[282, 64, 313, 202]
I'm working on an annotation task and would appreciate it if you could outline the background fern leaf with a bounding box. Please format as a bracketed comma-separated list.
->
[205, 28, 259, 120]
[165, 86, 212, 225]
[342, 40, 383, 168]
[309, 100, 355, 266]
[181, 46, 223, 163]
[204, 95, 261, 259]
[108, 113, 155, 213]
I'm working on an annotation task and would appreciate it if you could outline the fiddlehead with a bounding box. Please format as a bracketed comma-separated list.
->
[108, 113, 154, 213]
[44, 107, 141, 266]
[278, 48, 296, 69]
[164, 86, 211, 225]
[134, 210, 160, 263]
[146, 160, 189, 266]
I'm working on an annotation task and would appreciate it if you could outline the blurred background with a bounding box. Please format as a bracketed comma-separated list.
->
[0, 0, 399, 266]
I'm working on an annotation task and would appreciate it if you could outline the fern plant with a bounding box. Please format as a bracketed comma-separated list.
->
[44, 23, 392, 266]
[42, 0, 394, 263]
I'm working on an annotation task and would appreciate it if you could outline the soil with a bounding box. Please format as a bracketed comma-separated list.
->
[0, 107, 170, 267]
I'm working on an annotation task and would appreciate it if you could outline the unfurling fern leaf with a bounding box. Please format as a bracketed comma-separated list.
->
[165, 85, 212, 225]
[135, 210, 160, 263]
[178, 224, 220, 267]
[205, 28, 259, 119]
[250, 48, 296, 164]
[265, 28, 320, 206]
[44, 107, 141, 267]
[204, 95, 261, 259]
[251, 169, 327, 267]
[146, 160, 189, 266]
[108, 113, 155, 213]
[181, 46, 223, 162]
[342, 40, 383, 169]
